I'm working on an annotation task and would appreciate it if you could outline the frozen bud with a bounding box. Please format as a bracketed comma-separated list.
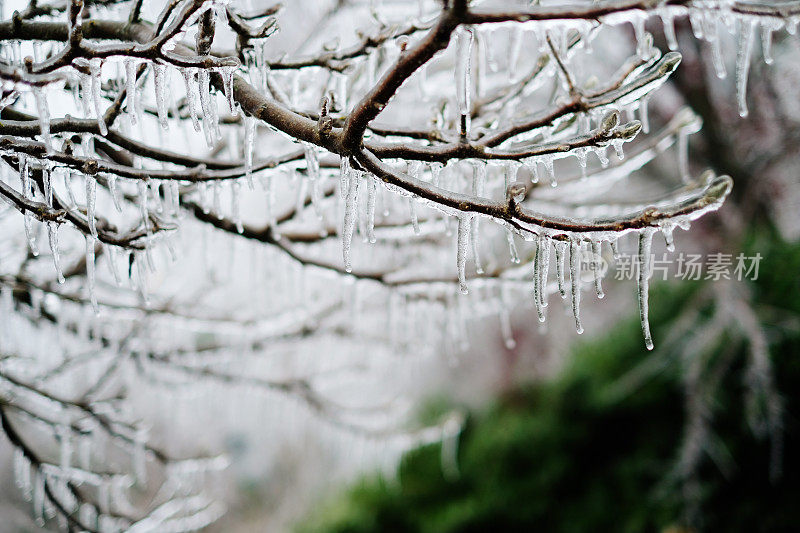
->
[82, 159, 99, 175]
[506, 182, 527, 202]
[658, 51, 682, 75]
[599, 110, 620, 133]
[396, 35, 409, 52]
[615, 121, 642, 141]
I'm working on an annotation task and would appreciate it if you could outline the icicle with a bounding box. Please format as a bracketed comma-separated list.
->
[339, 157, 350, 199]
[220, 67, 237, 114]
[86, 175, 97, 238]
[543, 157, 556, 187]
[138, 180, 149, 232]
[108, 175, 122, 212]
[678, 129, 690, 181]
[710, 21, 726, 79]
[43, 167, 52, 207]
[456, 215, 471, 294]
[454, 26, 474, 138]
[761, 23, 774, 65]
[342, 169, 361, 272]
[533, 237, 545, 322]
[198, 69, 219, 146]
[366, 175, 377, 243]
[105, 244, 121, 286]
[555, 239, 567, 298]
[125, 59, 140, 126]
[660, 11, 678, 50]
[408, 197, 420, 235]
[20, 156, 38, 255]
[470, 215, 483, 274]
[89, 59, 107, 135]
[526, 159, 539, 184]
[611, 139, 625, 160]
[47, 222, 65, 284]
[632, 17, 648, 59]
[591, 241, 604, 298]
[304, 143, 319, 182]
[430, 162, 443, 187]
[33, 87, 53, 153]
[594, 146, 610, 167]
[570, 239, 583, 334]
[470, 162, 485, 274]
[610, 239, 620, 259]
[736, 19, 756, 118]
[689, 10, 704, 39]
[86, 235, 98, 314]
[539, 235, 550, 309]
[637, 230, 655, 350]
[500, 304, 516, 349]
[136, 251, 149, 304]
[572, 148, 587, 179]
[153, 63, 170, 129]
[662, 223, 675, 251]
[182, 68, 201, 131]
[639, 96, 650, 134]
[63, 171, 77, 207]
[244, 116, 255, 183]
[506, 229, 520, 263]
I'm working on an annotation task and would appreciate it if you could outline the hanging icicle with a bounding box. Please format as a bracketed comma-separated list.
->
[454, 26, 474, 139]
[89, 59, 107, 135]
[591, 241, 604, 299]
[86, 175, 97, 238]
[555, 239, 567, 299]
[244, 116, 256, 183]
[153, 63, 170, 129]
[570, 239, 583, 334]
[182, 68, 201, 132]
[366, 175, 377, 244]
[342, 168, 361, 272]
[33, 87, 53, 153]
[638, 229, 655, 350]
[125, 58, 141, 126]
[736, 19, 756, 118]
[47, 222, 65, 284]
[456, 215, 472, 295]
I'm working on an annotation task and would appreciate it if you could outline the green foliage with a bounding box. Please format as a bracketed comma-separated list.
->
[300, 232, 800, 533]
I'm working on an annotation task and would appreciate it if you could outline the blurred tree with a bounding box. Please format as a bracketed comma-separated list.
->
[301, 231, 800, 533]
